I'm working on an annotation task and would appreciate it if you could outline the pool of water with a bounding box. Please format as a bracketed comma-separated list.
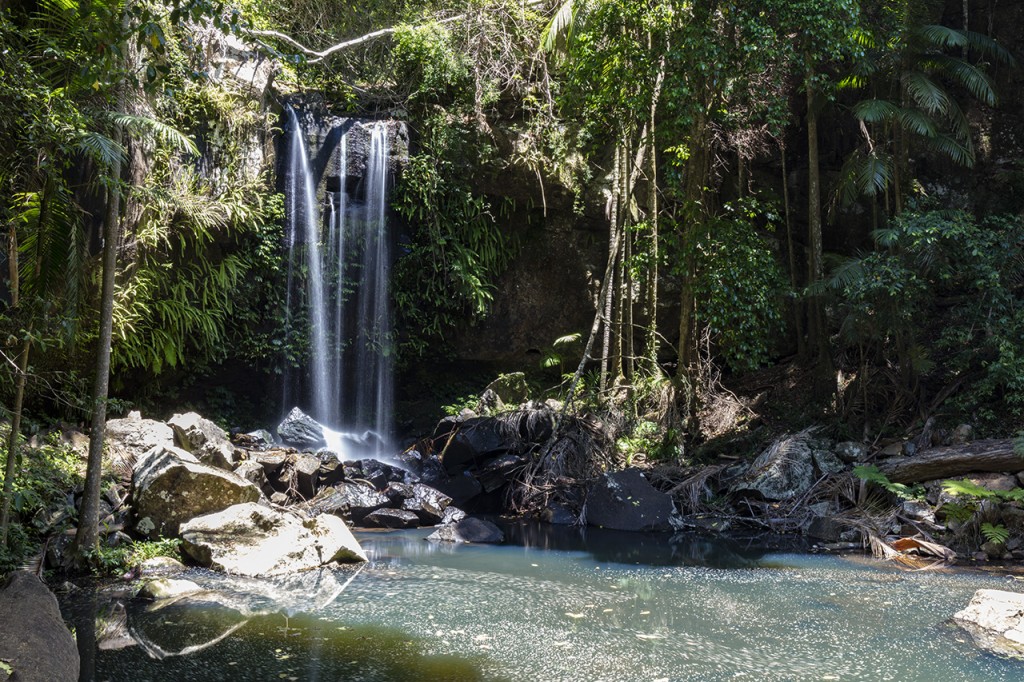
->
[61, 522, 1024, 681]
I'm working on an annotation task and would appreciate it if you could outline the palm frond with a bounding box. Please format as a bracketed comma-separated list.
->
[926, 54, 997, 106]
[76, 131, 127, 170]
[541, 0, 578, 55]
[96, 111, 199, 156]
[897, 108, 939, 138]
[924, 134, 975, 167]
[901, 71, 948, 114]
[852, 98, 899, 124]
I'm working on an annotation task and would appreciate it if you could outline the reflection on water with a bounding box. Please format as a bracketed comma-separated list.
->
[61, 522, 1024, 681]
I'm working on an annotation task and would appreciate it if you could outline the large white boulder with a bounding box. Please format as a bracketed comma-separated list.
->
[167, 411, 238, 470]
[132, 445, 260, 538]
[953, 589, 1024, 659]
[180, 502, 367, 577]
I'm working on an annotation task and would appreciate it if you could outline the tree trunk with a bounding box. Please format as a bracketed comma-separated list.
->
[878, 439, 1022, 483]
[805, 68, 834, 395]
[780, 147, 806, 359]
[0, 340, 30, 546]
[600, 143, 623, 393]
[70, 131, 123, 563]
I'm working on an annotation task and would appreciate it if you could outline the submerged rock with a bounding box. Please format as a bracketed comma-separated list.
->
[132, 445, 261, 538]
[585, 469, 676, 532]
[180, 502, 366, 576]
[363, 508, 421, 529]
[276, 407, 327, 450]
[136, 578, 203, 601]
[427, 517, 504, 544]
[953, 589, 1024, 659]
[0, 571, 79, 682]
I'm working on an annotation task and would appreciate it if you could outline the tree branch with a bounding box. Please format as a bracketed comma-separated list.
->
[244, 0, 547, 64]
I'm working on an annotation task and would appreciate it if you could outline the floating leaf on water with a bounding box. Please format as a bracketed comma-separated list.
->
[565, 612, 585, 619]
[603, 609, 613, 613]
[640, 611, 651, 616]
[635, 633, 664, 640]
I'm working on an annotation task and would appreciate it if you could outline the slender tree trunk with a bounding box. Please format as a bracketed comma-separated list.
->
[643, 48, 666, 376]
[600, 144, 622, 393]
[0, 340, 30, 546]
[71, 130, 123, 562]
[781, 147, 806, 359]
[806, 68, 833, 395]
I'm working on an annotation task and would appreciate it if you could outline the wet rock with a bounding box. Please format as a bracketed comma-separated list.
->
[427, 517, 504, 544]
[384, 481, 415, 505]
[540, 501, 576, 525]
[477, 454, 525, 493]
[132, 445, 261, 538]
[439, 505, 467, 525]
[363, 508, 421, 529]
[233, 429, 275, 450]
[431, 471, 484, 507]
[303, 482, 390, 523]
[834, 441, 868, 463]
[180, 502, 366, 576]
[0, 571, 78, 682]
[953, 589, 1024, 659]
[585, 469, 676, 532]
[401, 484, 453, 525]
[168, 411, 238, 470]
[137, 556, 188, 577]
[806, 516, 844, 542]
[437, 417, 509, 472]
[276, 407, 326, 450]
[293, 453, 322, 500]
[136, 578, 203, 601]
[735, 432, 818, 501]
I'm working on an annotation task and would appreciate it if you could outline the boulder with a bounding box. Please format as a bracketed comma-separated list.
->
[431, 471, 484, 507]
[440, 505, 467, 525]
[293, 453, 322, 500]
[427, 517, 504, 544]
[132, 445, 261, 538]
[540, 501, 576, 525]
[276, 407, 327, 450]
[233, 460, 269, 490]
[483, 372, 529, 406]
[167, 411, 238, 470]
[137, 556, 188, 577]
[180, 502, 366, 576]
[384, 481, 415, 506]
[303, 482, 390, 523]
[105, 411, 174, 476]
[735, 432, 818, 501]
[953, 589, 1024, 659]
[363, 508, 421, 529]
[834, 441, 868, 463]
[342, 458, 410, 489]
[136, 578, 203, 601]
[237, 429, 275, 450]
[476, 454, 525, 493]
[437, 417, 509, 472]
[401, 484, 453, 525]
[585, 469, 676, 532]
[0, 571, 79, 682]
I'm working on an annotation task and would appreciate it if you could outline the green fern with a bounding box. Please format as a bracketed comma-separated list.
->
[980, 523, 1010, 546]
[853, 465, 925, 500]
[941, 478, 999, 500]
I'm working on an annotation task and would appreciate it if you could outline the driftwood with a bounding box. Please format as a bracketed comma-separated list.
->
[878, 439, 1022, 483]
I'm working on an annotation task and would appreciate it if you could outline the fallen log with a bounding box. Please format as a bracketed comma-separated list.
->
[878, 439, 1022, 483]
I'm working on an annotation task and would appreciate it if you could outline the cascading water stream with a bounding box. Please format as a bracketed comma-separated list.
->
[282, 108, 394, 460]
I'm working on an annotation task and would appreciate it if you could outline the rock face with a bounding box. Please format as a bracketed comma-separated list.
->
[427, 517, 505, 544]
[180, 502, 367, 576]
[276, 407, 327, 450]
[953, 589, 1024, 659]
[735, 431, 839, 501]
[586, 469, 676, 532]
[105, 411, 174, 473]
[0, 571, 79, 682]
[132, 445, 261, 537]
[168, 411, 238, 469]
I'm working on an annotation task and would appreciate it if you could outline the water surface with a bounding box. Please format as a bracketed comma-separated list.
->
[62, 523, 1024, 681]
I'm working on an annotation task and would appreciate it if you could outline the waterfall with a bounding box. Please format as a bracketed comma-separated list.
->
[282, 107, 393, 459]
